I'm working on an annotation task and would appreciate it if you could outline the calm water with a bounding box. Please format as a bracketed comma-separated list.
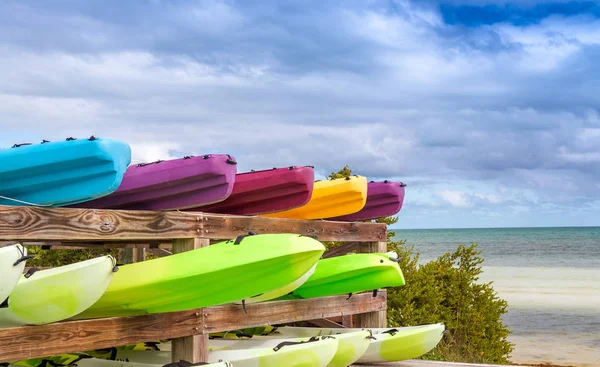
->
[392, 226, 600, 367]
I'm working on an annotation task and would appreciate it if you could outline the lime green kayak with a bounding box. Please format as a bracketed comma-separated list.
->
[265, 323, 446, 363]
[278, 251, 405, 300]
[73, 233, 325, 319]
[0, 256, 117, 327]
[89, 335, 339, 367]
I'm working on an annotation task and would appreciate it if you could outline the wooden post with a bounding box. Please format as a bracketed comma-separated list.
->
[171, 238, 210, 363]
[356, 241, 388, 328]
[132, 247, 145, 262]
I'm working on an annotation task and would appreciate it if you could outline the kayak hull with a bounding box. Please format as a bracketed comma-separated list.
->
[92, 336, 339, 367]
[200, 166, 315, 215]
[282, 252, 405, 299]
[73, 234, 325, 319]
[71, 154, 237, 210]
[210, 330, 372, 367]
[0, 256, 116, 327]
[0, 137, 131, 207]
[0, 244, 29, 304]
[262, 176, 368, 220]
[269, 323, 446, 363]
[330, 181, 405, 221]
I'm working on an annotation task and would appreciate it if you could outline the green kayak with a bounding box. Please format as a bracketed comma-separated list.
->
[279, 251, 405, 300]
[73, 233, 325, 319]
[0, 256, 117, 327]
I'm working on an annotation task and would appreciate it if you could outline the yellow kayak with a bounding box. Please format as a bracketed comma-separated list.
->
[262, 175, 368, 220]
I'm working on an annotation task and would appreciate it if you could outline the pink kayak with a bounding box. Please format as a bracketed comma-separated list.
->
[330, 180, 405, 221]
[199, 166, 315, 215]
[70, 154, 237, 210]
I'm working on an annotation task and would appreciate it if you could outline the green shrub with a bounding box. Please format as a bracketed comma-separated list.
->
[23, 246, 121, 268]
[387, 242, 514, 364]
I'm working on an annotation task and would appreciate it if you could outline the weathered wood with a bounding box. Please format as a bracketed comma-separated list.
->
[0, 242, 172, 249]
[342, 314, 354, 328]
[172, 335, 208, 364]
[0, 310, 205, 363]
[203, 291, 387, 333]
[306, 318, 345, 328]
[203, 216, 386, 242]
[0, 206, 386, 242]
[132, 248, 146, 262]
[0, 292, 384, 362]
[171, 238, 210, 363]
[322, 242, 360, 259]
[356, 241, 388, 329]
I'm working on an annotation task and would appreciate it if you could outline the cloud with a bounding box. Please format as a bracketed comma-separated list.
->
[0, 0, 598, 227]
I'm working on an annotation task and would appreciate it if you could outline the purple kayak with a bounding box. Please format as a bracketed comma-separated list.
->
[70, 154, 237, 210]
[330, 180, 406, 221]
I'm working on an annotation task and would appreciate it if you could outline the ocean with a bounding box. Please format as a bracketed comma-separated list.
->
[391, 226, 600, 367]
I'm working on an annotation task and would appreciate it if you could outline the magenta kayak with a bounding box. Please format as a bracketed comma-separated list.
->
[70, 154, 237, 210]
[330, 180, 406, 221]
[198, 166, 315, 215]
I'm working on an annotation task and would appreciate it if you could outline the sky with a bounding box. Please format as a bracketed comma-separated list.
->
[1, 0, 599, 229]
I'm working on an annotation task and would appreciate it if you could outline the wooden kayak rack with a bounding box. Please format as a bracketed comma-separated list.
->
[0, 205, 388, 363]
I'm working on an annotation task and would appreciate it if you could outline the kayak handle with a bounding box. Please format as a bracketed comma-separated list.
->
[272, 335, 331, 352]
[24, 267, 40, 278]
[13, 244, 35, 266]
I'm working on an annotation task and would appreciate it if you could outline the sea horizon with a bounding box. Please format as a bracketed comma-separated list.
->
[390, 226, 600, 367]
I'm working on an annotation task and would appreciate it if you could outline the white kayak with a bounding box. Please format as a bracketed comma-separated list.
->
[0, 255, 117, 327]
[266, 323, 446, 363]
[97, 335, 339, 367]
[208, 329, 371, 367]
[0, 244, 31, 304]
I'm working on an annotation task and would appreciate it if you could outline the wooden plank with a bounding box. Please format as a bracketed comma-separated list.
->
[171, 238, 209, 363]
[0, 292, 384, 362]
[342, 314, 354, 327]
[201, 215, 386, 242]
[0, 206, 204, 241]
[0, 206, 386, 242]
[356, 241, 388, 329]
[306, 318, 345, 328]
[203, 291, 387, 333]
[0, 310, 204, 363]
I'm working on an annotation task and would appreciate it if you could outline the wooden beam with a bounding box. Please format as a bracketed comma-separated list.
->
[322, 242, 360, 259]
[203, 215, 385, 242]
[0, 292, 384, 362]
[202, 291, 386, 333]
[306, 318, 345, 328]
[171, 238, 210, 363]
[0, 309, 205, 363]
[356, 241, 388, 329]
[0, 206, 386, 242]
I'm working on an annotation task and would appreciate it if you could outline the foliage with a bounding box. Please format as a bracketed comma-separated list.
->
[23, 246, 121, 268]
[387, 243, 514, 364]
[326, 165, 514, 364]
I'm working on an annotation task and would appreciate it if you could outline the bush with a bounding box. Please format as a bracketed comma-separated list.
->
[23, 246, 121, 268]
[387, 242, 514, 364]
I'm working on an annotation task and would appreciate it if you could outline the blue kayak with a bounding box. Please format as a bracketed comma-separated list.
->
[0, 136, 131, 207]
